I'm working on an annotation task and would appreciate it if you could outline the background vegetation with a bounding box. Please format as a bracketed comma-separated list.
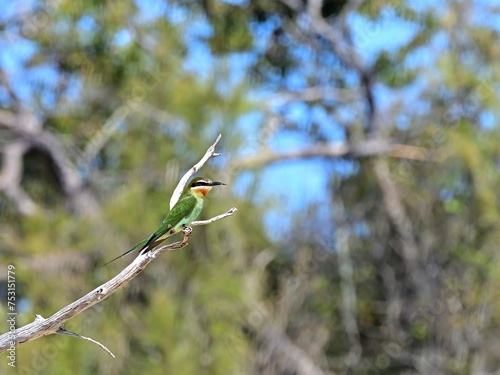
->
[1, 0, 500, 374]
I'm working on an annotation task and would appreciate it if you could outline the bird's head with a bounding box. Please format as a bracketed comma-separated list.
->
[188, 177, 225, 197]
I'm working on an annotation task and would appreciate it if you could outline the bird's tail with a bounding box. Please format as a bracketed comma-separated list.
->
[99, 236, 151, 267]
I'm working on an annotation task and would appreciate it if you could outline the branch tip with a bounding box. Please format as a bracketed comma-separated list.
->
[170, 134, 224, 209]
[191, 207, 237, 226]
[57, 328, 115, 358]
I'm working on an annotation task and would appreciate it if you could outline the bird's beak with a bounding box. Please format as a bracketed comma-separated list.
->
[209, 181, 226, 186]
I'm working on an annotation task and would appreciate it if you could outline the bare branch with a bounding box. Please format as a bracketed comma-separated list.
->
[0, 140, 38, 215]
[57, 327, 115, 358]
[79, 103, 181, 173]
[191, 207, 238, 226]
[0, 232, 191, 353]
[230, 140, 433, 170]
[0, 109, 100, 215]
[170, 134, 222, 209]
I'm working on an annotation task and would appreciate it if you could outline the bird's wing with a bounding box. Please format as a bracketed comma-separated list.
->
[100, 195, 198, 266]
[163, 193, 198, 225]
[138, 194, 198, 253]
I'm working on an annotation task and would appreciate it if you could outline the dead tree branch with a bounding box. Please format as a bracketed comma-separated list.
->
[56, 327, 115, 358]
[0, 109, 100, 215]
[0, 232, 191, 354]
[170, 133, 222, 209]
[0, 140, 37, 215]
[230, 140, 433, 170]
[192, 207, 238, 226]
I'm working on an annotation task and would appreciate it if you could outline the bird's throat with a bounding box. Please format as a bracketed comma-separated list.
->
[192, 186, 212, 197]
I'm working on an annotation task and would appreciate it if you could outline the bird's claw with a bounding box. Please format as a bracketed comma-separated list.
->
[182, 226, 193, 235]
[145, 251, 157, 259]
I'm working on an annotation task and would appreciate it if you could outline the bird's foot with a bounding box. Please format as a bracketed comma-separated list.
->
[142, 250, 157, 259]
[182, 226, 193, 235]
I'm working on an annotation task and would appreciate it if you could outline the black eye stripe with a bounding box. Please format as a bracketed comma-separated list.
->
[192, 181, 210, 187]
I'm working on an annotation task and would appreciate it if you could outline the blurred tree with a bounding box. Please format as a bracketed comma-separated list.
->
[1, 0, 500, 374]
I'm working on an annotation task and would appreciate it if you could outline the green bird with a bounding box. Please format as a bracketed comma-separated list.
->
[102, 177, 225, 266]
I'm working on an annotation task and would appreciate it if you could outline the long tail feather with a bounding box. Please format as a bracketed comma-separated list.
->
[99, 236, 151, 267]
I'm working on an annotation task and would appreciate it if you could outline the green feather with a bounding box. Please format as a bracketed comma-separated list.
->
[139, 193, 198, 253]
[99, 237, 150, 267]
[101, 176, 225, 267]
[100, 191, 200, 266]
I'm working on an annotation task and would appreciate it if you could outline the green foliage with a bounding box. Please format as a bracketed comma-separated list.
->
[1, 0, 500, 374]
